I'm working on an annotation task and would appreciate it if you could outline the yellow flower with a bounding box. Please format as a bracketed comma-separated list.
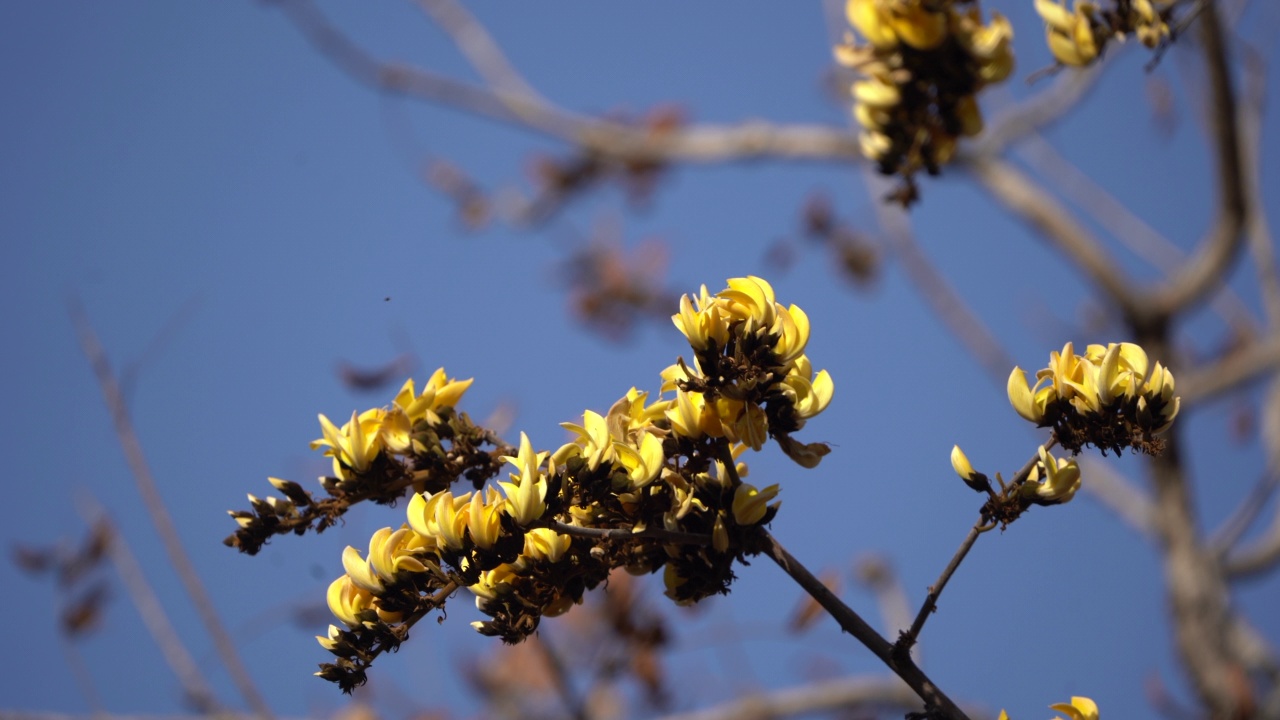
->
[774, 304, 812, 365]
[326, 575, 380, 627]
[961, 10, 1014, 83]
[316, 624, 344, 653]
[466, 488, 505, 550]
[522, 527, 571, 564]
[729, 401, 769, 451]
[1007, 367, 1052, 424]
[614, 432, 666, 488]
[609, 387, 673, 434]
[341, 543, 384, 594]
[951, 445, 974, 477]
[718, 276, 778, 330]
[312, 409, 385, 476]
[394, 368, 474, 424]
[782, 356, 834, 422]
[1141, 361, 1180, 432]
[1043, 342, 1101, 413]
[469, 563, 520, 611]
[1086, 342, 1146, 404]
[499, 432, 550, 526]
[1050, 696, 1099, 720]
[1021, 446, 1081, 505]
[378, 407, 414, 454]
[882, 0, 949, 51]
[556, 409, 617, 470]
[732, 482, 780, 525]
[666, 388, 729, 440]
[673, 287, 731, 351]
[407, 489, 471, 551]
[1037, 0, 1101, 66]
[846, 0, 899, 49]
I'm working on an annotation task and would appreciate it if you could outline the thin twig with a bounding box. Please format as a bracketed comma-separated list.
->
[75, 495, 223, 713]
[538, 520, 713, 546]
[1179, 334, 1280, 403]
[979, 63, 1103, 153]
[898, 522, 990, 652]
[1222, 379, 1280, 578]
[69, 299, 273, 719]
[413, 0, 545, 103]
[897, 443, 1050, 650]
[961, 154, 1143, 322]
[1016, 133, 1257, 336]
[655, 675, 934, 720]
[867, 171, 1016, 384]
[761, 532, 970, 720]
[1146, 0, 1248, 316]
[61, 639, 105, 718]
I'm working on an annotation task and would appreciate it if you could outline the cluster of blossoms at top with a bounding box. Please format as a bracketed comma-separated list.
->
[1007, 341, 1178, 454]
[835, 0, 1014, 189]
[1036, 0, 1176, 67]
[228, 277, 833, 692]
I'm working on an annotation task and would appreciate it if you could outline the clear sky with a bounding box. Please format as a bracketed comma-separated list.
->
[2, 2, 1278, 719]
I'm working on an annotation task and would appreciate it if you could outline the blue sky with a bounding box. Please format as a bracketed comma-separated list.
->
[3, 2, 1278, 719]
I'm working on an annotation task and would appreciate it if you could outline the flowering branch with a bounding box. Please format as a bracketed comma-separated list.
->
[898, 440, 1057, 652]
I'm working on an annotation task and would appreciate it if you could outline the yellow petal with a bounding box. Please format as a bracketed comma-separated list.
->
[1007, 367, 1045, 423]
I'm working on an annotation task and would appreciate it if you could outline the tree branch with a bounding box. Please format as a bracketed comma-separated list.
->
[762, 531, 970, 720]
[961, 155, 1144, 320]
[1146, 0, 1248, 316]
[70, 299, 273, 719]
[272, 0, 862, 164]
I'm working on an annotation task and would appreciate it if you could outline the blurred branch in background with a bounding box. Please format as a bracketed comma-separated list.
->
[70, 300, 272, 719]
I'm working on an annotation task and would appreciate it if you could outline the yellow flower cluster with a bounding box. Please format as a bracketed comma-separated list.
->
[1007, 342, 1179, 454]
[1036, 0, 1174, 67]
[835, 0, 1014, 183]
[225, 368, 493, 558]
[670, 276, 834, 466]
[1021, 445, 1081, 506]
[311, 369, 474, 483]
[301, 276, 834, 689]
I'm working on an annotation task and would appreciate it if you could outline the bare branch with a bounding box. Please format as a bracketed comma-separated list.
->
[75, 496, 222, 713]
[867, 170, 1016, 383]
[1223, 378, 1280, 578]
[1016, 133, 1257, 336]
[656, 675, 950, 720]
[412, 0, 545, 103]
[272, 0, 862, 164]
[1147, 0, 1248, 316]
[979, 64, 1103, 153]
[69, 299, 273, 719]
[961, 154, 1144, 321]
[1179, 334, 1280, 403]
[1238, 46, 1280, 325]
